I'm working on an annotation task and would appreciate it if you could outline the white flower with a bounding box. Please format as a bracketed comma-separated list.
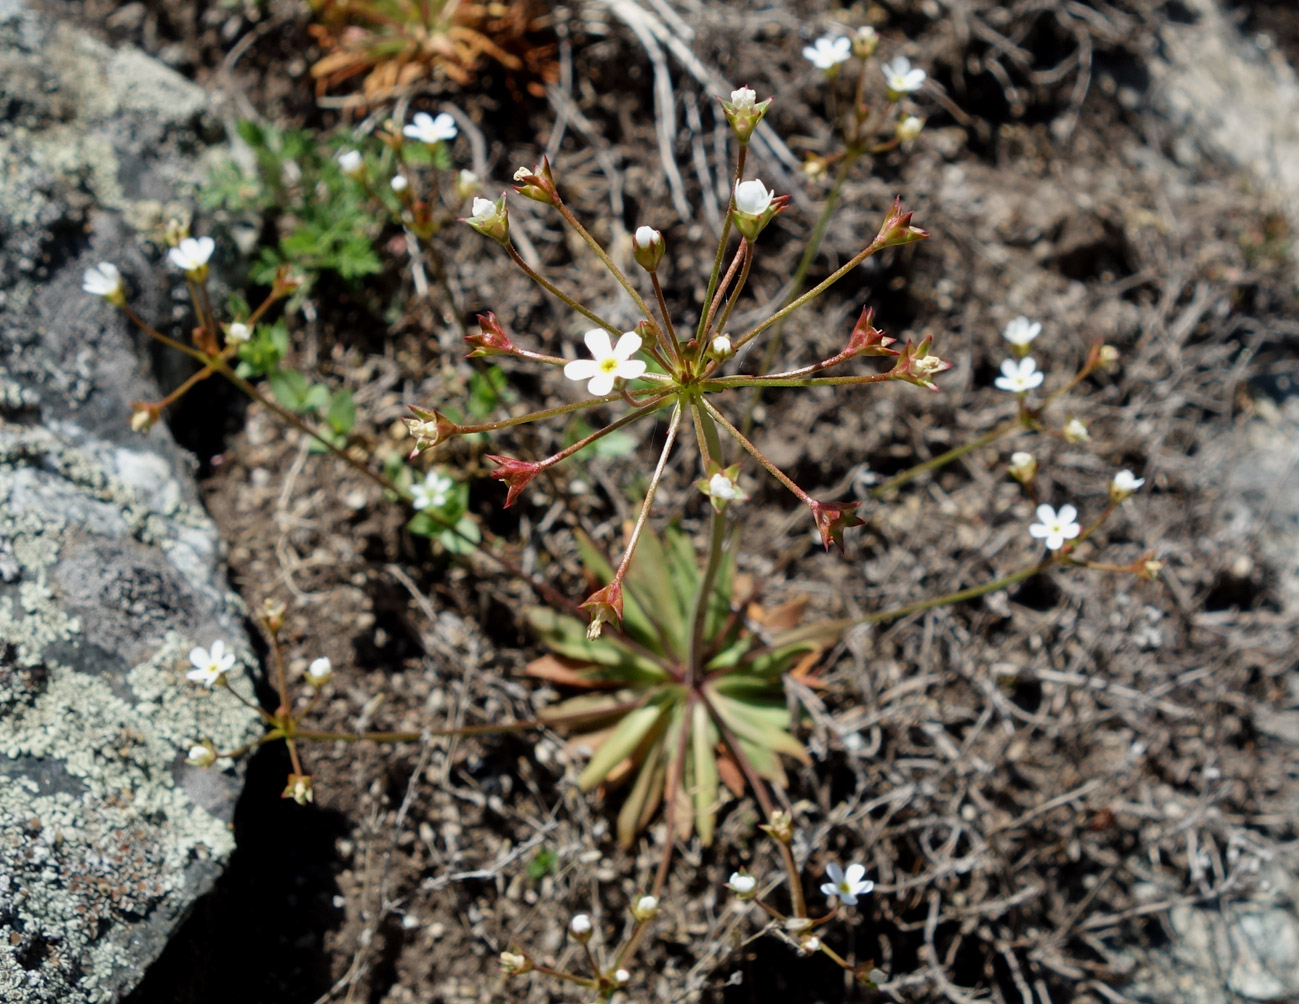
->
[734, 178, 775, 216]
[802, 936, 821, 953]
[569, 913, 592, 937]
[411, 470, 455, 511]
[730, 86, 757, 109]
[402, 111, 457, 145]
[186, 744, 216, 767]
[615, 969, 631, 984]
[226, 322, 250, 344]
[168, 236, 215, 274]
[1003, 315, 1042, 347]
[820, 862, 874, 907]
[994, 356, 1045, 393]
[513, 165, 532, 182]
[390, 174, 408, 193]
[454, 169, 479, 201]
[1063, 417, 1089, 443]
[710, 334, 733, 358]
[1110, 469, 1145, 501]
[82, 262, 123, 299]
[563, 329, 647, 396]
[1029, 503, 1081, 551]
[337, 149, 363, 176]
[853, 26, 879, 57]
[803, 35, 852, 71]
[882, 56, 926, 94]
[187, 639, 235, 687]
[632, 894, 659, 920]
[727, 871, 757, 897]
[305, 657, 333, 687]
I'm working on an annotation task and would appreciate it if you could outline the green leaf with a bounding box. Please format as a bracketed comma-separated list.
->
[527, 607, 672, 685]
[326, 388, 356, 434]
[438, 513, 480, 556]
[267, 369, 309, 411]
[578, 700, 666, 791]
[574, 532, 661, 656]
[623, 523, 689, 659]
[707, 691, 808, 764]
[617, 724, 668, 847]
[302, 384, 331, 415]
[691, 700, 720, 846]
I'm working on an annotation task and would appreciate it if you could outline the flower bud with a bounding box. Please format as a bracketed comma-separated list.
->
[464, 194, 510, 245]
[1109, 469, 1145, 503]
[569, 913, 593, 941]
[726, 871, 758, 900]
[631, 895, 659, 921]
[129, 403, 160, 433]
[853, 26, 879, 58]
[512, 159, 558, 204]
[761, 809, 794, 844]
[1008, 451, 1037, 484]
[732, 179, 785, 242]
[186, 742, 217, 768]
[225, 322, 251, 345]
[281, 773, 314, 805]
[262, 597, 286, 634]
[698, 464, 747, 513]
[1063, 417, 1089, 443]
[896, 114, 925, 142]
[454, 169, 479, 202]
[337, 149, 364, 177]
[390, 174, 409, 194]
[305, 657, 333, 689]
[721, 86, 772, 145]
[710, 334, 734, 359]
[499, 951, 531, 975]
[632, 225, 665, 271]
[614, 968, 631, 985]
[875, 196, 928, 248]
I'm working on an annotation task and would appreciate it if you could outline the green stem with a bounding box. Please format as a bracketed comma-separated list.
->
[551, 198, 657, 329]
[695, 147, 748, 345]
[505, 242, 622, 335]
[871, 419, 1023, 498]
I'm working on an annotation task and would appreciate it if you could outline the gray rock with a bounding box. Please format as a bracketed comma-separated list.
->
[0, 2, 262, 1001]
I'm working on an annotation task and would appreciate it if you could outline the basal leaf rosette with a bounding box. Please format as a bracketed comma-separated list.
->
[526, 525, 823, 847]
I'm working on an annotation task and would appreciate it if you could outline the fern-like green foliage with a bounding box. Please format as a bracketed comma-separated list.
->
[528, 525, 824, 847]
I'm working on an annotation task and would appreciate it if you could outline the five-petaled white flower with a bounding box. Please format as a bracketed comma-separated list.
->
[821, 863, 874, 907]
[187, 639, 235, 687]
[1110, 469, 1145, 500]
[1003, 315, 1042, 347]
[803, 35, 852, 71]
[411, 470, 455, 511]
[168, 236, 215, 274]
[994, 357, 1045, 393]
[403, 111, 457, 145]
[1029, 503, 1081, 550]
[563, 329, 647, 396]
[882, 56, 926, 94]
[337, 149, 363, 176]
[734, 179, 775, 216]
[82, 262, 124, 299]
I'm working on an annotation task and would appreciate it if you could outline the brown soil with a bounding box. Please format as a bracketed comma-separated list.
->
[109, 1, 1299, 1003]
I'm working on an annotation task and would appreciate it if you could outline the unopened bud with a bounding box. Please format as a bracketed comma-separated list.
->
[762, 809, 794, 844]
[721, 86, 773, 145]
[631, 895, 659, 921]
[454, 169, 479, 202]
[896, 114, 925, 142]
[1063, 417, 1089, 443]
[499, 951, 531, 975]
[569, 913, 593, 941]
[710, 334, 734, 359]
[1008, 451, 1037, 483]
[632, 225, 665, 271]
[262, 597, 286, 634]
[305, 657, 333, 688]
[853, 26, 879, 59]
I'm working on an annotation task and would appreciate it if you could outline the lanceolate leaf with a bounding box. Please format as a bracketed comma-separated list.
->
[527, 607, 671, 684]
[578, 699, 667, 791]
[691, 700, 720, 845]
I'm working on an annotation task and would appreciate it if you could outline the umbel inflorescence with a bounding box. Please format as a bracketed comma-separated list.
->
[407, 87, 939, 638]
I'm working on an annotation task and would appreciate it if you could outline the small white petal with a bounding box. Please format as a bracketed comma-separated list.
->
[583, 328, 614, 359]
[613, 331, 643, 361]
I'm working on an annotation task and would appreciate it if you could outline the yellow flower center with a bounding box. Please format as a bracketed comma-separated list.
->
[600, 358, 620, 374]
